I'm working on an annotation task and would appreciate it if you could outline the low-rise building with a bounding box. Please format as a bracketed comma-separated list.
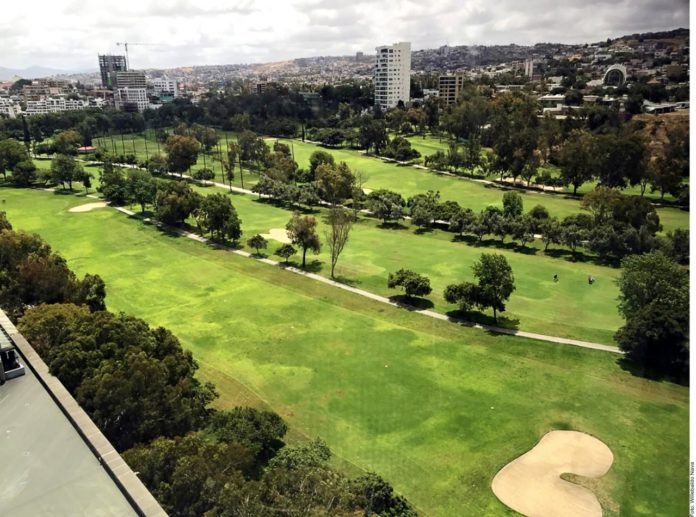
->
[151, 77, 178, 98]
[25, 97, 89, 116]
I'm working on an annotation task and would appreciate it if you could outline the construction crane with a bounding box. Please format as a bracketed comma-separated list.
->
[116, 42, 155, 69]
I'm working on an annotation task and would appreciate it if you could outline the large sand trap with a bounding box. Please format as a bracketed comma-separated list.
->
[261, 228, 291, 244]
[69, 202, 108, 213]
[492, 430, 613, 517]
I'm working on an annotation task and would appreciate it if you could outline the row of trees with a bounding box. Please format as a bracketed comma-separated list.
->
[388, 253, 516, 324]
[365, 187, 686, 263]
[3, 216, 415, 515]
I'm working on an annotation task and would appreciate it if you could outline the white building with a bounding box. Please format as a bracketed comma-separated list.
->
[374, 41, 411, 110]
[0, 98, 20, 118]
[25, 97, 89, 116]
[114, 87, 149, 112]
[151, 77, 178, 98]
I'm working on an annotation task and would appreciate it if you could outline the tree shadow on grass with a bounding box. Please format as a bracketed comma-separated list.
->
[388, 294, 435, 310]
[300, 260, 324, 273]
[413, 227, 434, 235]
[331, 275, 361, 287]
[616, 356, 689, 386]
[543, 248, 620, 268]
[377, 221, 409, 231]
[445, 308, 520, 331]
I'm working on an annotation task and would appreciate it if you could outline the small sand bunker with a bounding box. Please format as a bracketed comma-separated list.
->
[69, 202, 108, 213]
[492, 430, 613, 517]
[362, 188, 373, 194]
[261, 228, 291, 244]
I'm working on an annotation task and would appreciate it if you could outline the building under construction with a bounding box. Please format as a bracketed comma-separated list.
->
[98, 54, 127, 89]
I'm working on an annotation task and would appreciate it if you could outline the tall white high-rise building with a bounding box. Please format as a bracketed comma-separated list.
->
[374, 41, 411, 110]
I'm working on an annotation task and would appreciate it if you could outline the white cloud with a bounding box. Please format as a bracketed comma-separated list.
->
[0, 0, 688, 70]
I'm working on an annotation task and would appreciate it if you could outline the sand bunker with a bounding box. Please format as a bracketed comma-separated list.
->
[492, 430, 613, 517]
[261, 228, 291, 244]
[69, 202, 108, 213]
[362, 188, 373, 194]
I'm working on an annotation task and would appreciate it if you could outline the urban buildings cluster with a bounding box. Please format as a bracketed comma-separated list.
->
[0, 54, 179, 117]
[0, 28, 688, 120]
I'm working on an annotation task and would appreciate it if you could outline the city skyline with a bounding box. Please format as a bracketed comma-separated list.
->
[0, 0, 689, 70]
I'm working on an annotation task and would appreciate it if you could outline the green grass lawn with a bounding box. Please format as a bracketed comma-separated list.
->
[2, 186, 689, 516]
[186, 186, 624, 344]
[269, 138, 688, 233]
[19, 167, 655, 345]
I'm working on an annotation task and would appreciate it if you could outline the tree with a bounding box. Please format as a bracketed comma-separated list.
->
[472, 253, 515, 323]
[559, 129, 598, 195]
[266, 154, 298, 183]
[126, 169, 157, 213]
[155, 181, 201, 226]
[53, 129, 82, 155]
[50, 154, 83, 190]
[99, 161, 128, 205]
[0, 139, 30, 180]
[308, 150, 335, 179]
[662, 229, 689, 265]
[73, 274, 107, 312]
[443, 281, 482, 313]
[561, 218, 589, 257]
[595, 132, 647, 189]
[649, 125, 689, 200]
[615, 252, 688, 381]
[358, 117, 388, 154]
[350, 472, 416, 517]
[581, 186, 623, 225]
[198, 192, 242, 242]
[541, 218, 562, 251]
[387, 269, 432, 299]
[146, 154, 168, 176]
[366, 189, 406, 225]
[193, 168, 215, 183]
[382, 137, 421, 161]
[502, 191, 523, 219]
[315, 162, 355, 206]
[407, 190, 440, 230]
[325, 208, 353, 278]
[238, 131, 270, 170]
[208, 407, 287, 465]
[449, 207, 476, 237]
[11, 159, 37, 186]
[225, 142, 240, 188]
[190, 123, 218, 151]
[510, 215, 535, 248]
[247, 234, 268, 256]
[275, 244, 297, 264]
[165, 134, 201, 175]
[286, 213, 321, 268]
[528, 204, 549, 232]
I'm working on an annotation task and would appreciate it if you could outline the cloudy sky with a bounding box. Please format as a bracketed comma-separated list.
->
[0, 0, 689, 71]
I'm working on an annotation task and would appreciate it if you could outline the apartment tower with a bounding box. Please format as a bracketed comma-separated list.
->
[374, 42, 411, 110]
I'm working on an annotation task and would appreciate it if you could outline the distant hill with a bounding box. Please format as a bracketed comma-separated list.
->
[0, 66, 76, 81]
